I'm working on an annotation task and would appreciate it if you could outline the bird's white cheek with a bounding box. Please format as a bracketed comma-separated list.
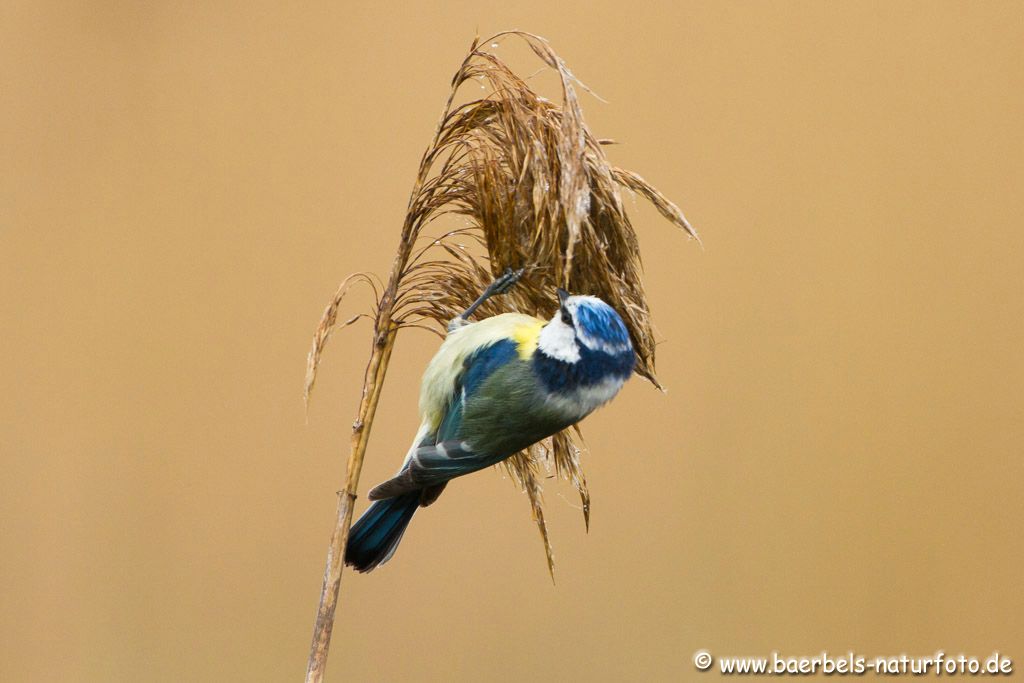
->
[537, 319, 580, 363]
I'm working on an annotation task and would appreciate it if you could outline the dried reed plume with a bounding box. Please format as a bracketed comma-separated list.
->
[304, 31, 697, 682]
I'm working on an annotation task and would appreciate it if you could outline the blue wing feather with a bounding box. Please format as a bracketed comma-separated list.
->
[462, 339, 518, 395]
[435, 394, 463, 442]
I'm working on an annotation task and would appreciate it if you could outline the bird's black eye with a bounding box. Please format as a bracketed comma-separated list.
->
[560, 308, 572, 325]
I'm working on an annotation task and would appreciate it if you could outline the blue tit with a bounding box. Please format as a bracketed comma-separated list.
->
[345, 272, 635, 572]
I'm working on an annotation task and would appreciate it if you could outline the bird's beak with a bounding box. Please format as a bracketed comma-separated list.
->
[556, 288, 570, 306]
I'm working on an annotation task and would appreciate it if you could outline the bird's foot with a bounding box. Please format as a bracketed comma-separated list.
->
[454, 267, 525, 324]
[488, 267, 525, 296]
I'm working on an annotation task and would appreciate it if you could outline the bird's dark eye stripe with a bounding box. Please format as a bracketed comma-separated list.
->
[560, 308, 572, 324]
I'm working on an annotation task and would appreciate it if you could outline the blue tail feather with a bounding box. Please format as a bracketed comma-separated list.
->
[345, 493, 420, 572]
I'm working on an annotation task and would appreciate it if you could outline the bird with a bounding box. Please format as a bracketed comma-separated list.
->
[345, 270, 636, 572]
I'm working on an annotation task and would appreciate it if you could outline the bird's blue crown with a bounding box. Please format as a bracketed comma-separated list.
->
[573, 297, 632, 349]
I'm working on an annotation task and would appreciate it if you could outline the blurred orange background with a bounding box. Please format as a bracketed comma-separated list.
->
[2, 2, 1022, 681]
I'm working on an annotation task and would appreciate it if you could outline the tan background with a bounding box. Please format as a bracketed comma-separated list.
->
[2, 2, 1022, 681]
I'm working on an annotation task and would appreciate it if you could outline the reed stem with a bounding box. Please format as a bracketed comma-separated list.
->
[304, 322, 397, 682]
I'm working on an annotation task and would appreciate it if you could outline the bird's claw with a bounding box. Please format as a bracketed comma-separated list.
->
[490, 267, 525, 295]
[452, 267, 527, 328]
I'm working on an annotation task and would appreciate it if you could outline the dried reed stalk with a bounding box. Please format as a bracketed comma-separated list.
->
[304, 31, 697, 682]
